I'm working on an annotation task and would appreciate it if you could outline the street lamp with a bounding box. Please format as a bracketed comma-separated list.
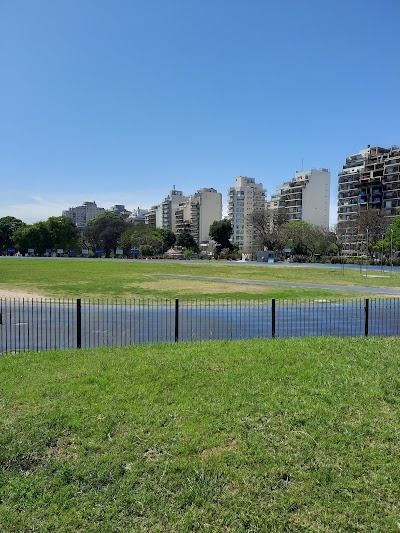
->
[391, 228, 393, 275]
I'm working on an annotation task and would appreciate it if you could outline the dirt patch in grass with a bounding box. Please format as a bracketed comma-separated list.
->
[136, 279, 277, 294]
[0, 288, 46, 300]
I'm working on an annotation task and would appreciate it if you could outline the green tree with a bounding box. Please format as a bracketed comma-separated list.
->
[158, 229, 176, 252]
[379, 210, 400, 255]
[119, 225, 164, 255]
[46, 216, 79, 251]
[209, 219, 233, 255]
[139, 244, 155, 257]
[13, 222, 51, 255]
[278, 221, 329, 258]
[0, 216, 26, 252]
[176, 229, 198, 252]
[83, 213, 128, 257]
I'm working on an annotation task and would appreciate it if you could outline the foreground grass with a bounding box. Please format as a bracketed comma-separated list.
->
[0, 258, 399, 300]
[1, 337, 399, 531]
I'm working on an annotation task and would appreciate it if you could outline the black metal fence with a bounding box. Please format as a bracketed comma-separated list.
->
[0, 297, 399, 353]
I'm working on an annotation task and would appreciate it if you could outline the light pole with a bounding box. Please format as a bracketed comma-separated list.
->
[391, 228, 393, 275]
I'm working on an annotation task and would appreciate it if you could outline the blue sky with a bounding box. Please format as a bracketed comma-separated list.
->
[1, 0, 399, 226]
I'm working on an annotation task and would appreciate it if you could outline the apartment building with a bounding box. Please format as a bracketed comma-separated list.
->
[337, 145, 400, 250]
[269, 168, 330, 230]
[228, 177, 267, 251]
[157, 188, 188, 233]
[174, 188, 222, 244]
[62, 201, 106, 228]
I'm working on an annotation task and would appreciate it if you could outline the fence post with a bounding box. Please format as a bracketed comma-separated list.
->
[272, 298, 276, 338]
[77, 299, 82, 349]
[364, 298, 369, 337]
[175, 299, 179, 342]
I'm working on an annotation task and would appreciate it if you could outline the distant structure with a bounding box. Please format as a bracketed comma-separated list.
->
[174, 188, 222, 245]
[128, 207, 149, 225]
[337, 145, 400, 252]
[269, 168, 330, 230]
[161, 187, 188, 233]
[109, 204, 127, 215]
[62, 201, 105, 228]
[228, 176, 267, 251]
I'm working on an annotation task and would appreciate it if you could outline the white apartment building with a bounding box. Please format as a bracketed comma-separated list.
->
[174, 188, 222, 244]
[62, 201, 106, 228]
[228, 176, 267, 251]
[269, 168, 330, 230]
[157, 187, 188, 233]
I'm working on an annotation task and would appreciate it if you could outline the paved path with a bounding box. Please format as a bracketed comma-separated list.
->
[153, 274, 400, 296]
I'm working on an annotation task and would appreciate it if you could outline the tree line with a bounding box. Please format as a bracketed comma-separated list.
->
[1, 207, 399, 260]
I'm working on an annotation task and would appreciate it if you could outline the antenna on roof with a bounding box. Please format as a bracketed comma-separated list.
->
[301, 158, 304, 171]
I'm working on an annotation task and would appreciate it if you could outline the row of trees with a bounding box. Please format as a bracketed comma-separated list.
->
[2, 207, 399, 260]
[0, 213, 199, 257]
[0, 216, 79, 254]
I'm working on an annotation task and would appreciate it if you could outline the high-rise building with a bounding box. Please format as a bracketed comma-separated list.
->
[228, 177, 267, 251]
[159, 187, 188, 233]
[62, 201, 106, 228]
[270, 168, 330, 230]
[174, 188, 222, 244]
[144, 206, 159, 228]
[337, 145, 400, 253]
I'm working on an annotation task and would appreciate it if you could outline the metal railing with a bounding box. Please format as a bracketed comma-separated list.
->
[0, 297, 399, 353]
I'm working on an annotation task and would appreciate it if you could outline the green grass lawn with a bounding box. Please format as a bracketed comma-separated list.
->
[0, 258, 399, 300]
[1, 337, 399, 531]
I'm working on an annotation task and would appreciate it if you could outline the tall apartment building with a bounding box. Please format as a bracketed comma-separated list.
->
[158, 187, 188, 233]
[144, 206, 159, 228]
[269, 168, 330, 230]
[337, 145, 400, 251]
[228, 176, 267, 251]
[174, 188, 222, 244]
[338, 146, 400, 225]
[62, 201, 106, 228]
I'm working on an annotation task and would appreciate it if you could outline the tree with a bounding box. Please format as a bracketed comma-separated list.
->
[278, 221, 330, 257]
[351, 209, 390, 257]
[83, 213, 128, 257]
[209, 219, 233, 255]
[247, 208, 288, 250]
[158, 229, 176, 253]
[13, 222, 51, 254]
[139, 244, 155, 257]
[46, 216, 79, 251]
[119, 225, 164, 255]
[379, 209, 400, 255]
[0, 216, 26, 252]
[176, 229, 198, 252]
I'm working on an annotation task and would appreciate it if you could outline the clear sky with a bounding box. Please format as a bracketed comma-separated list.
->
[1, 0, 399, 226]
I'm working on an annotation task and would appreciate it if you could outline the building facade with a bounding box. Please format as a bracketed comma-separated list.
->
[269, 168, 330, 230]
[62, 201, 106, 228]
[228, 177, 267, 251]
[174, 188, 222, 244]
[337, 145, 400, 252]
[158, 188, 188, 233]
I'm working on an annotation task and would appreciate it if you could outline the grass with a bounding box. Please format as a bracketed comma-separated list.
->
[0, 258, 399, 300]
[1, 337, 399, 531]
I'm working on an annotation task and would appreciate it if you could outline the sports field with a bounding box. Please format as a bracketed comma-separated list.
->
[1, 258, 399, 300]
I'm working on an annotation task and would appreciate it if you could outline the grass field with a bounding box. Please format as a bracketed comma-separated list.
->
[1, 258, 399, 300]
[1, 337, 399, 531]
